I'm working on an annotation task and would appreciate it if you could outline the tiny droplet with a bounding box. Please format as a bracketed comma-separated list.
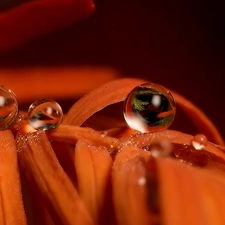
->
[191, 134, 208, 150]
[148, 140, 173, 157]
[138, 177, 146, 185]
[28, 99, 63, 131]
[124, 83, 176, 133]
[0, 85, 18, 130]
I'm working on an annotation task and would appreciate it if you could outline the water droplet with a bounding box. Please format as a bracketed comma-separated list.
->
[28, 99, 63, 131]
[191, 134, 208, 150]
[0, 85, 18, 130]
[147, 140, 173, 157]
[100, 131, 106, 137]
[138, 177, 146, 185]
[124, 83, 176, 133]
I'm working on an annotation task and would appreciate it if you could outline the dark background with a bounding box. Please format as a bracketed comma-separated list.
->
[0, 0, 224, 137]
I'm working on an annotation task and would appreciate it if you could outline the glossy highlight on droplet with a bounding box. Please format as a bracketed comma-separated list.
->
[191, 134, 208, 150]
[0, 85, 18, 130]
[124, 83, 176, 132]
[28, 99, 63, 131]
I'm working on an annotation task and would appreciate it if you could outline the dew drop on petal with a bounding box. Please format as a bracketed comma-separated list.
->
[0, 85, 18, 130]
[147, 140, 173, 157]
[138, 177, 146, 185]
[124, 83, 176, 133]
[191, 134, 208, 150]
[28, 99, 63, 131]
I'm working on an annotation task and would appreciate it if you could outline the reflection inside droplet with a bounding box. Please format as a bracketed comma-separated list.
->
[124, 83, 176, 133]
[28, 99, 63, 131]
[191, 134, 208, 150]
[0, 85, 18, 130]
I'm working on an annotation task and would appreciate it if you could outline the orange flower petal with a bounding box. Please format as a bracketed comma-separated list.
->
[0, 130, 27, 225]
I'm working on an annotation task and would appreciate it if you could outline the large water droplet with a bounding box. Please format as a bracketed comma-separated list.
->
[0, 85, 18, 130]
[124, 83, 176, 132]
[28, 99, 63, 131]
[191, 134, 208, 150]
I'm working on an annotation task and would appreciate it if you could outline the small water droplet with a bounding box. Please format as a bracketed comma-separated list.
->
[28, 99, 63, 131]
[100, 131, 106, 137]
[0, 85, 18, 130]
[142, 145, 150, 151]
[110, 141, 118, 149]
[138, 177, 146, 185]
[148, 140, 173, 157]
[191, 134, 208, 150]
[124, 83, 176, 133]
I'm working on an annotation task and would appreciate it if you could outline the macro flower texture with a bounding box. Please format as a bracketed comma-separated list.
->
[1, 1, 225, 225]
[0, 75, 225, 225]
